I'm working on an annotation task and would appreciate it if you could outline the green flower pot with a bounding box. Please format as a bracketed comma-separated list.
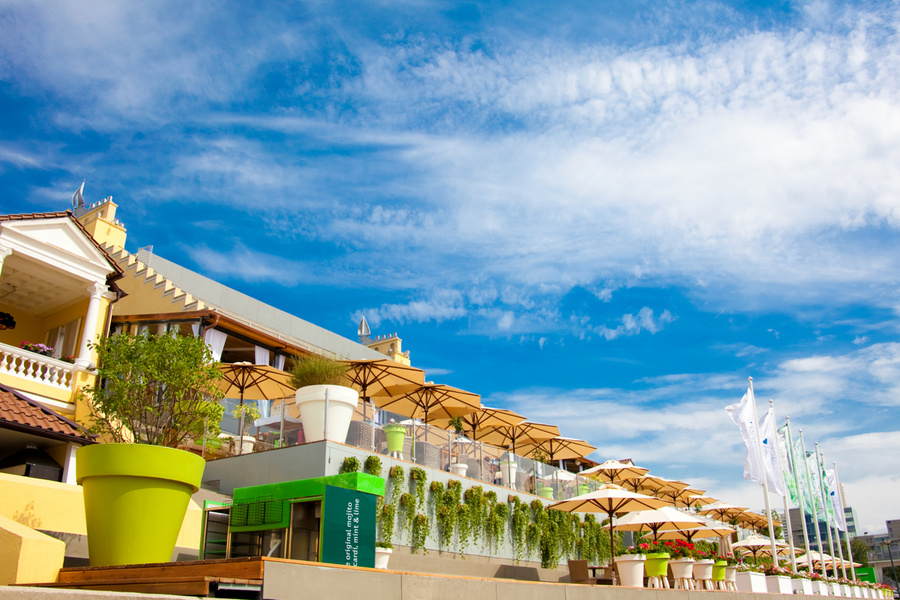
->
[712, 560, 728, 582]
[76, 444, 205, 566]
[645, 552, 670, 577]
[384, 424, 406, 453]
[537, 485, 554, 499]
[576, 484, 590, 496]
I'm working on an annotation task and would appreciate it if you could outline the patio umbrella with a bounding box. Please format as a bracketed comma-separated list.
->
[650, 480, 695, 505]
[699, 501, 748, 523]
[217, 362, 297, 455]
[652, 524, 737, 543]
[581, 459, 649, 484]
[472, 421, 560, 456]
[733, 534, 791, 562]
[516, 437, 597, 462]
[342, 358, 425, 413]
[639, 476, 689, 499]
[676, 493, 718, 509]
[550, 483, 669, 585]
[373, 382, 481, 450]
[429, 406, 526, 438]
[614, 505, 707, 542]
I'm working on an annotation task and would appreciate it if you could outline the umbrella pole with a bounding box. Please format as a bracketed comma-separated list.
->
[324, 387, 329, 442]
[609, 513, 617, 585]
[202, 416, 207, 459]
[279, 402, 285, 447]
[238, 396, 245, 455]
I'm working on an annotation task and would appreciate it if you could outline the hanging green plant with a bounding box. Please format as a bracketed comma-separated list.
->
[410, 467, 428, 512]
[435, 503, 456, 550]
[390, 465, 404, 506]
[364, 455, 382, 478]
[456, 503, 472, 557]
[411, 513, 429, 554]
[463, 486, 484, 547]
[511, 497, 530, 563]
[486, 500, 509, 553]
[380, 503, 396, 546]
[339, 456, 360, 473]
[399, 492, 416, 542]
[429, 480, 444, 496]
[525, 522, 541, 558]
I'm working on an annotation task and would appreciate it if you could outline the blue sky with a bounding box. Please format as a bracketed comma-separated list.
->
[2, 0, 898, 535]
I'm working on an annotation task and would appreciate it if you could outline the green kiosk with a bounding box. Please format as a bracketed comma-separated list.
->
[201, 473, 384, 568]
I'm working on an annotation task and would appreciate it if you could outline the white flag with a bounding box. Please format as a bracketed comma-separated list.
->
[725, 387, 763, 485]
[826, 469, 847, 531]
[759, 407, 786, 497]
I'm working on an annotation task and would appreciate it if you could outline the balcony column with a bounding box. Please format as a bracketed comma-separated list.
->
[0, 243, 11, 276]
[74, 281, 109, 369]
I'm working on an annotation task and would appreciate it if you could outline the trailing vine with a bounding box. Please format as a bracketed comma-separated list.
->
[456, 503, 472, 556]
[364, 455, 382, 478]
[380, 503, 396, 546]
[412, 513, 429, 554]
[400, 492, 416, 542]
[511, 496, 530, 563]
[463, 486, 485, 547]
[410, 467, 428, 512]
[389, 465, 404, 506]
[486, 496, 509, 553]
[339, 456, 360, 473]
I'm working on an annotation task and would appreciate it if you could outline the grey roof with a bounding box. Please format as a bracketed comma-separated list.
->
[136, 248, 383, 360]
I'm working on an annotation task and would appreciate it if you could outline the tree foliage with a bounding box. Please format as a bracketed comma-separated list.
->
[81, 331, 224, 447]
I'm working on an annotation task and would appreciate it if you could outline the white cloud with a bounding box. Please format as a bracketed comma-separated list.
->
[594, 308, 675, 340]
[355, 289, 467, 327]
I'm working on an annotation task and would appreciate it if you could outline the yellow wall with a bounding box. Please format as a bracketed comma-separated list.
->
[78, 201, 127, 248]
[0, 472, 204, 548]
[0, 514, 65, 584]
[0, 301, 44, 348]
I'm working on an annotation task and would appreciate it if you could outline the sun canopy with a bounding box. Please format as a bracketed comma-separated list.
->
[614, 506, 707, 541]
[580, 459, 649, 484]
[472, 421, 559, 455]
[516, 436, 597, 461]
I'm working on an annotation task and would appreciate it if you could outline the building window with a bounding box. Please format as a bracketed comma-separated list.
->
[46, 318, 82, 360]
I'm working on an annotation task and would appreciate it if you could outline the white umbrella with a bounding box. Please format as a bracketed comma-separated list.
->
[614, 506, 707, 541]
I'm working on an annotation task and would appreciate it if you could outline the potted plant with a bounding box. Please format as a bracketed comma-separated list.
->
[692, 547, 717, 590]
[383, 419, 407, 456]
[231, 403, 261, 454]
[289, 355, 358, 443]
[642, 540, 670, 588]
[78, 331, 224, 566]
[374, 541, 393, 569]
[735, 563, 768, 593]
[615, 543, 648, 587]
[448, 417, 468, 477]
[665, 540, 696, 589]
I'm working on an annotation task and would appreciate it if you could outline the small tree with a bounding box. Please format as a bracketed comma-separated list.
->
[82, 331, 225, 447]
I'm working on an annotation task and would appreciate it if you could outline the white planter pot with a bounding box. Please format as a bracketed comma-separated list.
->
[767, 575, 793, 594]
[374, 547, 392, 569]
[815, 581, 831, 596]
[294, 385, 359, 443]
[499, 460, 517, 490]
[726, 565, 738, 585]
[736, 571, 768, 593]
[614, 554, 646, 587]
[693, 559, 715, 582]
[241, 436, 256, 454]
[831, 583, 843, 596]
[669, 558, 695, 580]
[450, 462, 468, 477]
[842, 585, 852, 597]
[793, 578, 815, 595]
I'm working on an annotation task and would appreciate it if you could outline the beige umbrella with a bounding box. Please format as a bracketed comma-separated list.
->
[640, 476, 689, 499]
[652, 482, 698, 505]
[429, 406, 526, 438]
[652, 524, 737, 542]
[699, 501, 748, 523]
[550, 484, 669, 585]
[374, 382, 481, 451]
[614, 505, 708, 542]
[580, 459, 649, 484]
[733, 534, 791, 562]
[472, 421, 560, 456]
[676, 493, 718, 509]
[217, 362, 297, 455]
[516, 437, 597, 462]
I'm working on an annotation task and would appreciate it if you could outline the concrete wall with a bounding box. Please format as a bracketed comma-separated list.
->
[0, 590, 195, 600]
[261, 558, 790, 600]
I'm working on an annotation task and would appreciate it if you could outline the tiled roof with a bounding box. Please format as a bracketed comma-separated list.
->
[0, 383, 95, 444]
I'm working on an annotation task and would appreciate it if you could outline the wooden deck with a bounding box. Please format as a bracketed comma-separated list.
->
[31, 557, 265, 598]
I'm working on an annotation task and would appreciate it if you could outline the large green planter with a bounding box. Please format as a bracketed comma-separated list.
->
[76, 444, 205, 566]
[537, 485, 554, 499]
[645, 552, 670, 577]
[384, 424, 406, 452]
[576, 484, 590, 496]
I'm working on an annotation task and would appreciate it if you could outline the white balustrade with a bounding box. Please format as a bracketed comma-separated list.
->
[0, 342, 75, 390]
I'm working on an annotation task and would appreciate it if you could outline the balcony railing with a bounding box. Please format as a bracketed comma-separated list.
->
[0, 342, 76, 391]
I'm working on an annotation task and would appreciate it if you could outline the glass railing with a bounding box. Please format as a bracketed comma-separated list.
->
[247, 409, 602, 500]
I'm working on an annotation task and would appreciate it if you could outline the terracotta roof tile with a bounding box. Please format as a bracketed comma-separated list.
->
[0, 383, 95, 443]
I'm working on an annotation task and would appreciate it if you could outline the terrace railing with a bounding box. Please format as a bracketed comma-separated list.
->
[0, 341, 76, 392]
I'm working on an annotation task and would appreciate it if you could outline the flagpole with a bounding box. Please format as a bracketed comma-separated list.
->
[771, 401, 797, 572]
[784, 418, 813, 565]
[834, 461, 856, 581]
[825, 459, 848, 580]
[815, 443, 839, 576]
[800, 430, 827, 577]
[748, 378, 780, 560]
